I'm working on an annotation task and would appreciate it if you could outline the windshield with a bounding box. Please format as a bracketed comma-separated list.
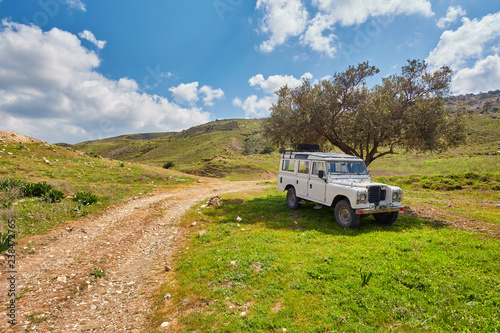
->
[327, 161, 368, 175]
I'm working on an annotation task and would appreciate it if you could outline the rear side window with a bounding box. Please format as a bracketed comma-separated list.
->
[281, 159, 295, 172]
[311, 162, 325, 175]
[298, 161, 310, 174]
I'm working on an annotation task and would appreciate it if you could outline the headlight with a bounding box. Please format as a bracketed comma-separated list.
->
[360, 194, 366, 202]
[392, 192, 398, 201]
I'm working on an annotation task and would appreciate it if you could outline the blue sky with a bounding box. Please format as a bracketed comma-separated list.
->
[0, 0, 499, 143]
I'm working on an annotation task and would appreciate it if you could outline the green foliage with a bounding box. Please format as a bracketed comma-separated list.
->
[21, 181, 64, 202]
[377, 173, 500, 191]
[0, 177, 25, 191]
[119, 162, 125, 167]
[89, 269, 105, 278]
[73, 190, 98, 205]
[264, 60, 466, 166]
[360, 268, 373, 287]
[0, 232, 14, 253]
[259, 145, 275, 154]
[84, 151, 100, 158]
[162, 161, 175, 169]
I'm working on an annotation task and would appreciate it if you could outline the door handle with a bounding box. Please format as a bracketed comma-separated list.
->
[309, 184, 312, 189]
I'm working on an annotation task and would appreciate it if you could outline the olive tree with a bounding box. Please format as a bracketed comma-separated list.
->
[263, 60, 466, 166]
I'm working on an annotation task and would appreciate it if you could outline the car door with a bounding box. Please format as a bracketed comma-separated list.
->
[307, 161, 326, 203]
[295, 160, 310, 198]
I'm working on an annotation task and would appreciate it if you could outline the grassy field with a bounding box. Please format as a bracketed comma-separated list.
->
[153, 188, 499, 332]
[0, 142, 193, 237]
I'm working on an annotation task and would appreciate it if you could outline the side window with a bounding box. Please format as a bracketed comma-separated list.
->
[281, 159, 295, 172]
[311, 162, 325, 176]
[298, 161, 310, 174]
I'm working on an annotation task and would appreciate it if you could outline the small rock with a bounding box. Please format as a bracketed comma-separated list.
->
[448, 204, 452, 208]
[161, 322, 169, 327]
[495, 204, 500, 207]
[230, 260, 237, 268]
[164, 293, 171, 299]
[240, 311, 246, 316]
[198, 229, 207, 236]
[90, 305, 97, 310]
[57, 276, 67, 283]
[165, 265, 172, 272]
[191, 222, 197, 227]
[197, 180, 202, 183]
[200, 204, 207, 209]
[236, 216, 242, 222]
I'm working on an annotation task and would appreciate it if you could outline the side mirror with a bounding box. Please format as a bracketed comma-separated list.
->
[318, 170, 325, 179]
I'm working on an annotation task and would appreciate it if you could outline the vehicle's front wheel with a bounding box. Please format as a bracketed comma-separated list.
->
[334, 200, 360, 228]
[286, 187, 301, 210]
[373, 212, 398, 225]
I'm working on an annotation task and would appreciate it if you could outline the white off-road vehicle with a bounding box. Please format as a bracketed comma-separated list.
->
[277, 149, 403, 228]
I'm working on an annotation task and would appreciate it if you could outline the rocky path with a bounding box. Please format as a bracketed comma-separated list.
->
[1, 178, 267, 332]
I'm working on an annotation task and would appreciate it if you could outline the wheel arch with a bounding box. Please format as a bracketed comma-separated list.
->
[331, 195, 350, 208]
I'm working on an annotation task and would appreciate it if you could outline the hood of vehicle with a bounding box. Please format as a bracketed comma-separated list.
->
[328, 177, 385, 188]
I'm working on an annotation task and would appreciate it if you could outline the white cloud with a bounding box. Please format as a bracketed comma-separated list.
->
[66, 0, 86, 12]
[0, 21, 210, 143]
[248, 73, 312, 94]
[168, 82, 225, 106]
[237, 95, 276, 117]
[78, 30, 106, 49]
[312, 0, 433, 26]
[300, 13, 337, 57]
[452, 54, 500, 94]
[256, 0, 433, 57]
[437, 5, 466, 29]
[235, 72, 312, 117]
[199, 86, 224, 106]
[169, 82, 199, 104]
[256, 0, 309, 52]
[426, 12, 500, 70]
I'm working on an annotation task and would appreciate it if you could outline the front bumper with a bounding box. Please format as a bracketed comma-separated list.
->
[355, 204, 403, 215]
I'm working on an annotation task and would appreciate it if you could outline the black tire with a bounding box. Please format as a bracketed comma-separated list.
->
[334, 199, 360, 228]
[373, 212, 398, 225]
[286, 187, 301, 210]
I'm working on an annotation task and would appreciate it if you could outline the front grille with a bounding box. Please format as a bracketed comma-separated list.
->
[368, 186, 386, 203]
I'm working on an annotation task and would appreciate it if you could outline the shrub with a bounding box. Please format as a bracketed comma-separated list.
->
[73, 191, 98, 206]
[85, 152, 100, 158]
[22, 181, 64, 202]
[0, 232, 14, 253]
[163, 161, 175, 169]
[89, 269, 105, 278]
[0, 178, 25, 191]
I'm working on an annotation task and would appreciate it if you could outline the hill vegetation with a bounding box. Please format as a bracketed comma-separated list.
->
[0, 141, 192, 237]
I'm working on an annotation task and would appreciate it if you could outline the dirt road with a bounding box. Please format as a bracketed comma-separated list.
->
[1, 178, 268, 332]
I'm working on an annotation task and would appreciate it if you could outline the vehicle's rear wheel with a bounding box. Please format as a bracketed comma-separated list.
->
[373, 212, 398, 225]
[286, 187, 301, 210]
[334, 200, 360, 228]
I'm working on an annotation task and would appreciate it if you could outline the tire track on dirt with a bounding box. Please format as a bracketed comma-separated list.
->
[1, 179, 268, 332]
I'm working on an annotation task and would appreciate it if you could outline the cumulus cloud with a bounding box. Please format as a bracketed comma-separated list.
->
[256, 0, 433, 57]
[436, 5, 466, 29]
[426, 12, 500, 94]
[169, 82, 200, 104]
[256, 0, 309, 52]
[249, 73, 312, 94]
[0, 21, 210, 143]
[426, 12, 500, 70]
[78, 30, 106, 49]
[452, 54, 500, 94]
[234, 73, 313, 117]
[169, 82, 225, 106]
[199, 86, 224, 106]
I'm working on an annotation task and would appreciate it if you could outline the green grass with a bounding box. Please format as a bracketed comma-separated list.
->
[0, 142, 194, 238]
[154, 188, 500, 332]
